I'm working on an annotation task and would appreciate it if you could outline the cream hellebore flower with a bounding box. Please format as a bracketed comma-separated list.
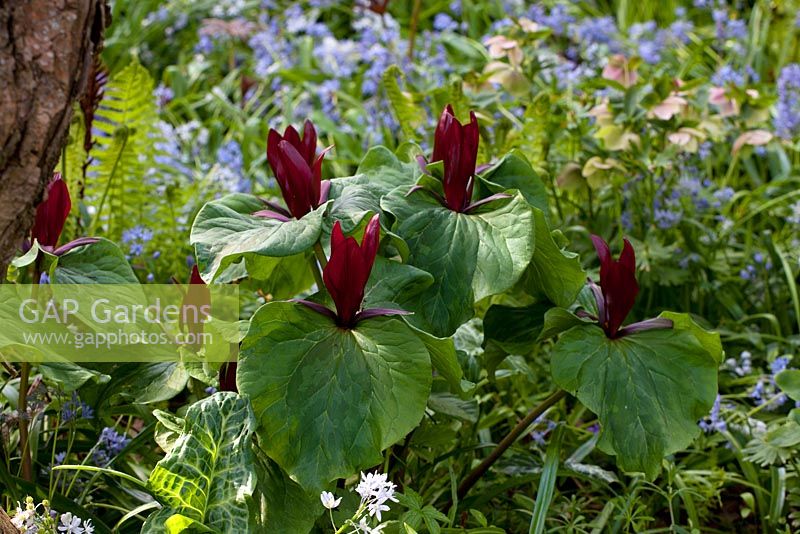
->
[320, 491, 342, 510]
[708, 87, 739, 117]
[732, 129, 773, 154]
[668, 127, 707, 152]
[582, 156, 623, 188]
[602, 54, 638, 88]
[518, 18, 541, 33]
[484, 35, 523, 67]
[589, 100, 614, 127]
[648, 94, 689, 120]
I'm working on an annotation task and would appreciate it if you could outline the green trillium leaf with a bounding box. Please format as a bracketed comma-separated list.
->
[483, 302, 550, 354]
[53, 238, 138, 283]
[190, 193, 325, 288]
[478, 151, 549, 215]
[519, 208, 586, 307]
[237, 301, 432, 491]
[776, 370, 800, 402]
[382, 187, 534, 337]
[326, 146, 419, 233]
[145, 392, 257, 533]
[254, 453, 321, 533]
[550, 313, 720, 479]
[538, 307, 595, 341]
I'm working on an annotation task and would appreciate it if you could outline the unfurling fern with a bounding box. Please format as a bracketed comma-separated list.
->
[382, 65, 426, 139]
[86, 59, 157, 241]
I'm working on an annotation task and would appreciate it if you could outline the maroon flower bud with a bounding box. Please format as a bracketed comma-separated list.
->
[31, 173, 71, 249]
[432, 105, 479, 212]
[590, 235, 639, 338]
[266, 120, 330, 220]
[322, 215, 381, 327]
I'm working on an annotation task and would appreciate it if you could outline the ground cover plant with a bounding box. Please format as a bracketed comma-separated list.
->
[2, 0, 800, 532]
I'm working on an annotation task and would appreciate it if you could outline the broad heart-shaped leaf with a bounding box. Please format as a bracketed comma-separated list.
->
[144, 392, 256, 533]
[237, 301, 432, 491]
[477, 151, 549, 215]
[326, 145, 419, 233]
[483, 302, 551, 354]
[518, 208, 585, 307]
[550, 313, 720, 479]
[190, 193, 325, 288]
[254, 453, 320, 533]
[381, 187, 534, 337]
[52, 238, 137, 283]
[776, 370, 800, 402]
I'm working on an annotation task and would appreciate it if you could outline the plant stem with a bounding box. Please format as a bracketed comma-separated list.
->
[18, 362, 32, 481]
[313, 242, 328, 269]
[309, 254, 325, 294]
[407, 0, 422, 59]
[456, 390, 566, 501]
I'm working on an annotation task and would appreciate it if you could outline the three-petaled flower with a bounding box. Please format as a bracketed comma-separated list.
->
[264, 119, 331, 220]
[589, 235, 672, 338]
[29, 173, 98, 257]
[297, 215, 409, 328]
[411, 105, 509, 213]
[433, 104, 479, 212]
[32, 173, 71, 250]
[319, 491, 342, 510]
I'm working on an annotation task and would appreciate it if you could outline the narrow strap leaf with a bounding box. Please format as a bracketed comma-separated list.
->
[529, 424, 564, 534]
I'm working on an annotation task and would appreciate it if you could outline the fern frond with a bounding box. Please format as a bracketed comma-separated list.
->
[382, 65, 425, 139]
[87, 59, 157, 241]
[59, 110, 88, 240]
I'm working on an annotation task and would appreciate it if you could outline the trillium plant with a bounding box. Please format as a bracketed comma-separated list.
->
[10, 103, 721, 533]
[177, 104, 722, 530]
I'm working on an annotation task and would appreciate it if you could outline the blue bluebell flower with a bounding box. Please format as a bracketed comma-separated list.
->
[699, 394, 727, 433]
[121, 226, 154, 257]
[775, 64, 800, 139]
[433, 13, 459, 32]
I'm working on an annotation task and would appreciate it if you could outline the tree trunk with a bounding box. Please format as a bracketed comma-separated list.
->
[0, 506, 17, 534]
[0, 0, 109, 277]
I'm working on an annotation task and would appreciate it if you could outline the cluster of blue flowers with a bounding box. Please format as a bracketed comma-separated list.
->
[215, 140, 249, 194]
[739, 252, 772, 281]
[775, 64, 800, 139]
[121, 225, 154, 258]
[699, 394, 727, 433]
[750, 355, 794, 410]
[60, 391, 94, 423]
[92, 427, 131, 466]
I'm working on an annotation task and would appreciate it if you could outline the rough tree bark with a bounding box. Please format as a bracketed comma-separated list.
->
[0, 0, 109, 278]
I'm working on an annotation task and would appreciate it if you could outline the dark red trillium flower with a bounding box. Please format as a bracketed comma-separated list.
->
[588, 235, 672, 338]
[32, 173, 71, 249]
[412, 105, 509, 213]
[298, 215, 409, 328]
[434, 104, 478, 212]
[262, 119, 331, 221]
[28, 173, 99, 256]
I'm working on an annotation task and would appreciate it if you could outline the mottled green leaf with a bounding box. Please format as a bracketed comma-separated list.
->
[520, 208, 585, 307]
[327, 146, 419, 233]
[145, 393, 256, 533]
